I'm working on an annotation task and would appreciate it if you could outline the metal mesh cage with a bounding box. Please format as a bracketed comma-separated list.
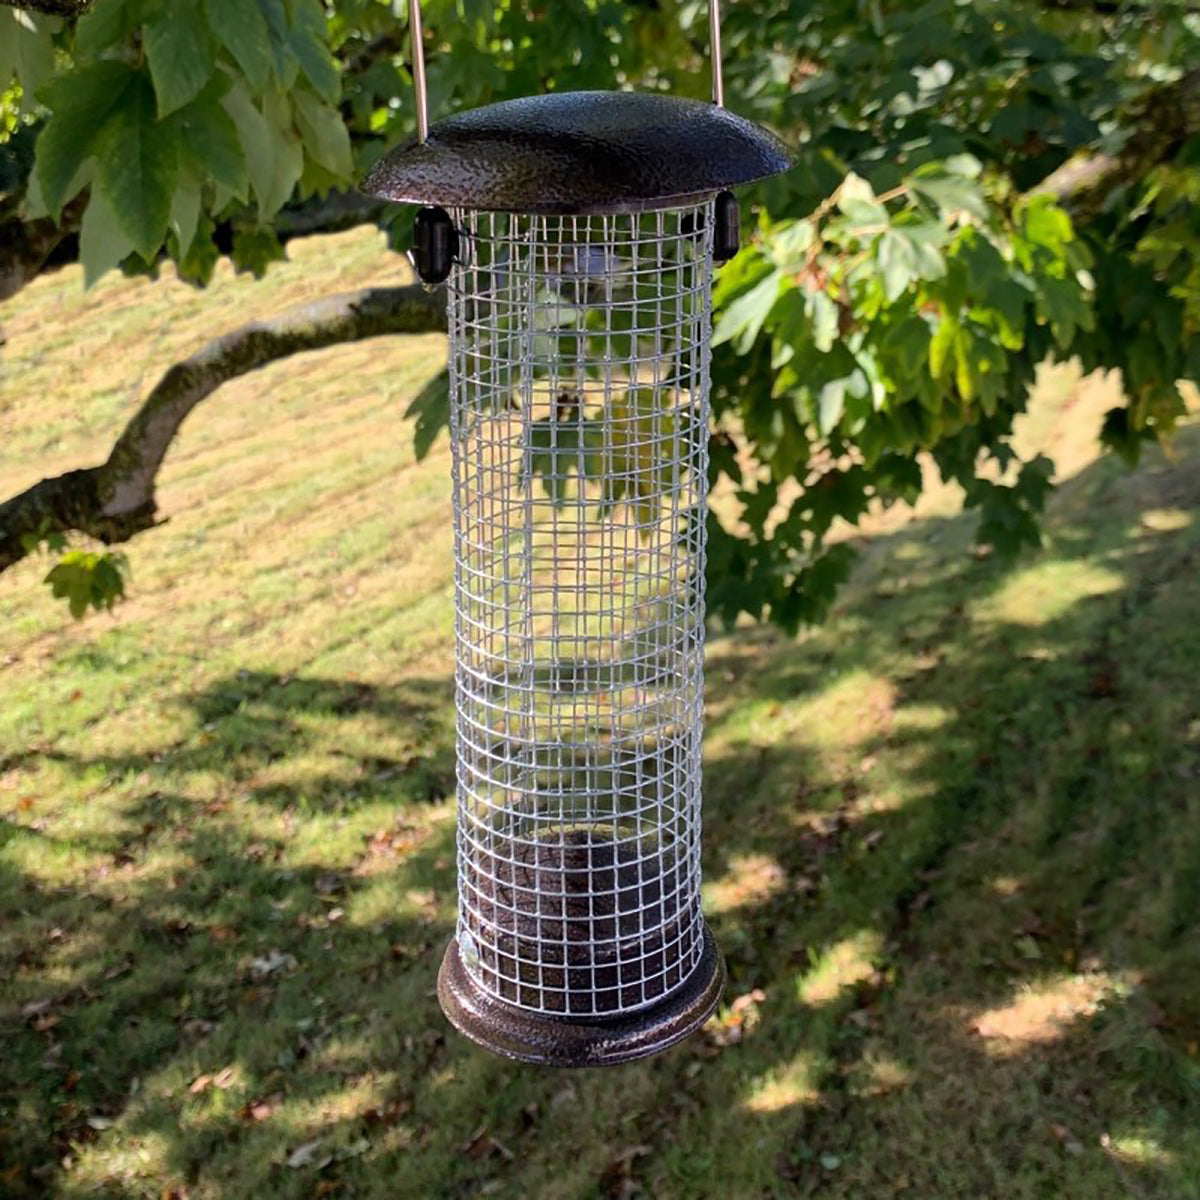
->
[446, 201, 714, 1019]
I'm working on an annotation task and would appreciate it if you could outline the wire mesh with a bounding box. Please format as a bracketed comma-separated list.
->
[446, 200, 714, 1018]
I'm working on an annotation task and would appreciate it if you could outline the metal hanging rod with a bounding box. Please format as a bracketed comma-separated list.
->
[709, 0, 724, 107]
[405, 0, 727, 143]
[410, 0, 429, 143]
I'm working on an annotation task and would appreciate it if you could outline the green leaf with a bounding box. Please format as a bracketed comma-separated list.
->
[404, 369, 450, 460]
[45, 551, 127, 620]
[259, 90, 303, 217]
[176, 213, 221, 285]
[1021, 195, 1074, 253]
[35, 60, 136, 218]
[877, 229, 917, 302]
[0, 8, 55, 116]
[259, 0, 301, 92]
[713, 268, 782, 351]
[910, 158, 988, 221]
[292, 89, 352, 178]
[79, 186, 136, 286]
[837, 172, 877, 210]
[768, 219, 815, 272]
[172, 80, 248, 202]
[838, 200, 888, 238]
[221, 82, 298, 217]
[169, 177, 202, 256]
[93, 72, 179, 260]
[145, 15, 216, 118]
[204, 0, 272, 91]
[230, 225, 286, 277]
[929, 314, 958, 379]
[288, 0, 340, 104]
[953, 325, 976, 402]
[75, 0, 139, 56]
[1037, 274, 1093, 347]
[818, 378, 846, 434]
[881, 314, 931, 381]
[807, 290, 839, 353]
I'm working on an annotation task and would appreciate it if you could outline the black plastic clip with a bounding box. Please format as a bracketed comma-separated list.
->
[410, 205, 459, 286]
[713, 190, 739, 264]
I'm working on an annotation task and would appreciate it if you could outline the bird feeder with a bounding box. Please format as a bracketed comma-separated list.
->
[362, 0, 791, 1066]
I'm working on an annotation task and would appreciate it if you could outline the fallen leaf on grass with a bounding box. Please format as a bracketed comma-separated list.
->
[240, 1093, 283, 1122]
[1049, 1122, 1085, 1156]
[731, 988, 766, 1015]
[365, 828, 425, 858]
[460, 1124, 514, 1162]
[249, 950, 297, 977]
[189, 1066, 237, 1094]
[362, 1099, 411, 1127]
[286, 1139, 331, 1170]
[705, 989, 766, 1048]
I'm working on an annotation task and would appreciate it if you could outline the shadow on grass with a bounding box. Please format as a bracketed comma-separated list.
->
[2, 430, 1199, 1198]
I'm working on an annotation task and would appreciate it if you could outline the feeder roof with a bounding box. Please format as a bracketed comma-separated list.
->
[360, 90, 793, 215]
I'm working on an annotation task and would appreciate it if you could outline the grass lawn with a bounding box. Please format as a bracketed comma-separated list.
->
[2, 227, 1199, 1199]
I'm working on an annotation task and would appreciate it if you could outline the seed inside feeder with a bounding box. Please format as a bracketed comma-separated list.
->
[464, 827, 694, 1015]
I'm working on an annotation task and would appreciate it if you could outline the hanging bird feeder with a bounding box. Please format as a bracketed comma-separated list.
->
[362, 0, 791, 1066]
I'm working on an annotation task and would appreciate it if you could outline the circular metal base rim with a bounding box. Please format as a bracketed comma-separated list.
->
[437, 925, 725, 1067]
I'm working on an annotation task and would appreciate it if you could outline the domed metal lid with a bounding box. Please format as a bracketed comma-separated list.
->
[360, 90, 793, 215]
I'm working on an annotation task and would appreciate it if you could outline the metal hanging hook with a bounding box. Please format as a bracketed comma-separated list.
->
[709, 0, 724, 107]
[409, 0, 429, 143]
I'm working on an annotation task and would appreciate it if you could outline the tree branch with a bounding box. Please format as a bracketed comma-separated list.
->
[1029, 66, 1200, 215]
[0, 284, 447, 575]
[0, 193, 86, 307]
[0, 0, 92, 15]
[340, 29, 406, 79]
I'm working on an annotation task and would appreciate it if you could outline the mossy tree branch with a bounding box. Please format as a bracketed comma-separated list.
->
[0, 0, 92, 15]
[1031, 67, 1200, 215]
[0, 284, 447, 575]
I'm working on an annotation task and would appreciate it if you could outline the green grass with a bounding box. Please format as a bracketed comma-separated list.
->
[2, 228, 1200, 1199]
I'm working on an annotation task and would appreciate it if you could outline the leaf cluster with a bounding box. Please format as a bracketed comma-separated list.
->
[19, 0, 350, 283]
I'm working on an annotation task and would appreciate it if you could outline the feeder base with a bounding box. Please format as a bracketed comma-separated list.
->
[437, 924, 725, 1067]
